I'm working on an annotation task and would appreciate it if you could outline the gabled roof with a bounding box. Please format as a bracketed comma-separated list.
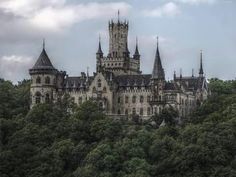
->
[32, 48, 55, 70]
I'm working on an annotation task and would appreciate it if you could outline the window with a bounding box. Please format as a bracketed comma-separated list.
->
[154, 107, 158, 114]
[45, 93, 50, 103]
[140, 96, 144, 103]
[147, 107, 151, 115]
[118, 109, 121, 115]
[103, 87, 107, 92]
[36, 76, 41, 84]
[147, 96, 151, 102]
[99, 102, 103, 110]
[118, 97, 121, 103]
[93, 87, 96, 92]
[140, 108, 143, 115]
[98, 79, 102, 88]
[125, 109, 128, 115]
[125, 96, 129, 103]
[45, 76, 50, 84]
[132, 108, 136, 115]
[79, 97, 83, 104]
[132, 96, 136, 103]
[35, 92, 41, 104]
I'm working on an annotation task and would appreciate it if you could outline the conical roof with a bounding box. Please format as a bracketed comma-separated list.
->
[32, 48, 55, 70]
[96, 38, 103, 54]
[199, 50, 204, 76]
[152, 37, 165, 79]
[134, 37, 140, 57]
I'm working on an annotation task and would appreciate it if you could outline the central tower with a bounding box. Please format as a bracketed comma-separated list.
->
[96, 12, 141, 76]
[108, 15, 129, 58]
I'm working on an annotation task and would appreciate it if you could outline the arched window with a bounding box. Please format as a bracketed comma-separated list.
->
[103, 87, 107, 92]
[125, 109, 128, 115]
[118, 109, 121, 115]
[147, 96, 151, 102]
[45, 93, 50, 103]
[79, 97, 83, 104]
[140, 108, 143, 115]
[125, 96, 129, 103]
[147, 107, 151, 115]
[118, 97, 121, 103]
[35, 92, 41, 104]
[132, 108, 136, 115]
[99, 102, 103, 110]
[132, 96, 136, 103]
[97, 79, 102, 88]
[36, 76, 41, 84]
[140, 96, 144, 103]
[45, 76, 50, 84]
[93, 87, 96, 92]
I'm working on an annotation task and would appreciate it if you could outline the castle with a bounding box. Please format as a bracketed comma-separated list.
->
[29, 15, 208, 120]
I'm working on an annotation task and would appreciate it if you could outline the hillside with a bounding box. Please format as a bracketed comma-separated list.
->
[0, 78, 236, 177]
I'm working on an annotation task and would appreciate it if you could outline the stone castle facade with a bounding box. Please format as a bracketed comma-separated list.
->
[29, 16, 208, 120]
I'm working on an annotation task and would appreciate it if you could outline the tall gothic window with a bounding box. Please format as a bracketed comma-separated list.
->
[36, 76, 41, 84]
[45, 76, 50, 84]
[125, 96, 129, 103]
[132, 108, 136, 115]
[147, 96, 151, 102]
[45, 93, 50, 103]
[35, 92, 41, 104]
[140, 108, 143, 115]
[93, 87, 96, 92]
[118, 109, 121, 115]
[140, 96, 144, 103]
[97, 79, 102, 88]
[79, 97, 83, 104]
[147, 107, 151, 115]
[103, 87, 107, 92]
[132, 96, 136, 103]
[118, 97, 121, 103]
[125, 109, 128, 115]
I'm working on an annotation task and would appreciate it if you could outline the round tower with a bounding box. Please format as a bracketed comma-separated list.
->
[29, 41, 58, 107]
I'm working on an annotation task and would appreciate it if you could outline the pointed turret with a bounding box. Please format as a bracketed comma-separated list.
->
[152, 37, 165, 80]
[96, 36, 103, 57]
[96, 36, 103, 72]
[29, 40, 57, 74]
[199, 50, 204, 77]
[133, 37, 140, 60]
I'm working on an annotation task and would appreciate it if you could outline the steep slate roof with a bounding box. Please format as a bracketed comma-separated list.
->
[115, 74, 152, 87]
[64, 76, 94, 89]
[32, 48, 55, 70]
[152, 38, 165, 79]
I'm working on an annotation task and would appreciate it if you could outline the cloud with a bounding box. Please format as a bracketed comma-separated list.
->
[0, 55, 33, 82]
[143, 2, 181, 17]
[0, 0, 131, 32]
[174, 0, 216, 5]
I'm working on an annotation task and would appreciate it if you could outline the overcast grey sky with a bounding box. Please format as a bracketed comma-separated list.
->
[0, 0, 235, 83]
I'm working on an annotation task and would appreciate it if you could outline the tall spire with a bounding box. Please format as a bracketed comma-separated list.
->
[134, 37, 140, 56]
[96, 35, 103, 55]
[43, 38, 45, 49]
[118, 10, 120, 22]
[152, 36, 165, 80]
[199, 50, 204, 77]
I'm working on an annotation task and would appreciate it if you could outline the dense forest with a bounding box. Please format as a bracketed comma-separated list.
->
[0, 78, 236, 177]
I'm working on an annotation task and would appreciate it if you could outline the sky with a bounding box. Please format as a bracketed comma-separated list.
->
[0, 0, 235, 83]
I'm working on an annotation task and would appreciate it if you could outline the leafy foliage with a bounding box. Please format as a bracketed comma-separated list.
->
[0, 78, 236, 177]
